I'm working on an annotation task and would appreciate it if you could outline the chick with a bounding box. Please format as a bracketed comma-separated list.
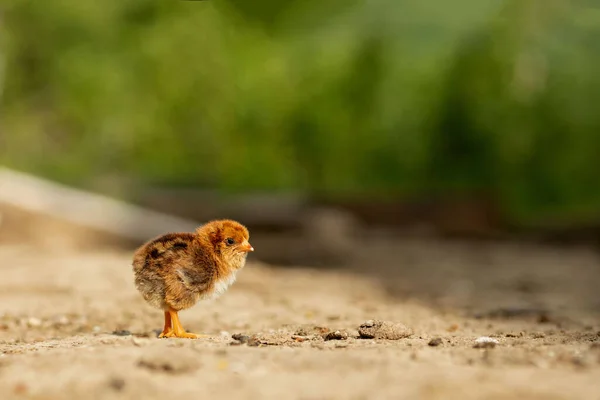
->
[132, 219, 253, 339]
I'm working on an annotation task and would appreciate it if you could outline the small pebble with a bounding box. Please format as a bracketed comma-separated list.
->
[294, 328, 311, 336]
[112, 330, 132, 336]
[324, 330, 348, 341]
[131, 337, 151, 347]
[27, 318, 42, 328]
[358, 320, 412, 340]
[231, 334, 250, 343]
[474, 336, 499, 349]
[231, 333, 261, 347]
[315, 326, 330, 335]
[428, 338, 443, 347]
[247, 336, 261, 347]
[505, 332, 523, 338]
[108, 377, 125, 391]
[295, 326, 330, 336]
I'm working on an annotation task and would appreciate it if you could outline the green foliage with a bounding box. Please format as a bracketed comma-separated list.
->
[2, 0, 600, 225]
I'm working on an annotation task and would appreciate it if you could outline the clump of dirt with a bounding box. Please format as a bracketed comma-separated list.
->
[294, 325, 330, 337]
[358, 320, 412, 340]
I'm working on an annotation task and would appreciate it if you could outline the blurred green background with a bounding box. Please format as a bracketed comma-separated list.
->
[2, 0, 600, 229]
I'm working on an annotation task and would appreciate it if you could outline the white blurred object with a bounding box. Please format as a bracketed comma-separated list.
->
[474, 336, 499, 348]
[475, 336, 499, 344]
[0, 167, 200, 243]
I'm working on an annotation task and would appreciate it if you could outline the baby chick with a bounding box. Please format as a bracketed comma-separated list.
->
[132, 219, 253, 339]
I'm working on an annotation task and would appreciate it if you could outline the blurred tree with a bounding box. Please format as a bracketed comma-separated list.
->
[430, 0, 600, 225]
[2, 0, 600, 228]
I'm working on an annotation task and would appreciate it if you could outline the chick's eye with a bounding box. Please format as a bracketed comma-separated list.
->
[225, 238, 235, 245]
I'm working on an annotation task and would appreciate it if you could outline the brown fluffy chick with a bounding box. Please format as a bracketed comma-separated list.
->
[132, 219, 253, 339]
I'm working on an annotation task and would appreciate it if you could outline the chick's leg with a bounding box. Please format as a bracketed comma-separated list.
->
[158, 311, 172, 338]
[166, 309, 209, 339]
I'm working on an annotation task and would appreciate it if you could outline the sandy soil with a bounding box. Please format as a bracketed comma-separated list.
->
[1, 239, 600, 400]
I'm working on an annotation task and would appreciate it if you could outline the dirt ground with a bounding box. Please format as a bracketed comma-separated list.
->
[1, 237, 600, 400]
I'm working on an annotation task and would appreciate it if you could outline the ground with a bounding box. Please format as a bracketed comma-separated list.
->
[0, 238, 600, 400]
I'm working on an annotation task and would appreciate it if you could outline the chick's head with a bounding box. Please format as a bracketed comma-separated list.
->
[199, 219, 253, 268]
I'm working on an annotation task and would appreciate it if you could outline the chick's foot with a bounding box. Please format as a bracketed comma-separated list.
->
[158, 329, 173, 338]
[160, 330, 209, 339]
[164, 309, 209, 339]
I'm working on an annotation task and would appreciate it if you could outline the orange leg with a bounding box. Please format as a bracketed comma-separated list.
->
[158, 311, 172, 338]
[160, 308, 209, 339]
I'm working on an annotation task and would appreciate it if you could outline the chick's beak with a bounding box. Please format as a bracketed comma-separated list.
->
[241, 242, 254, 252]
